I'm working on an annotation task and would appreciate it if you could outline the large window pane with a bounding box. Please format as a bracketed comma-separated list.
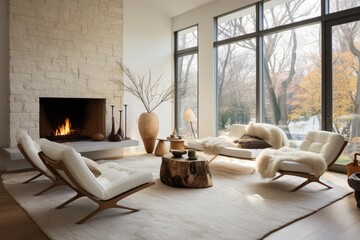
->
[263, 0, 320, 29]
[217, 39, 256, 134]
[332, 20, 360, 165]
[263, 24, 321, 142]
[177, 54, 198, 137]
[217, 6, 256, 41]
[176, 26, 197, 51]
[330, 0, 360, 13]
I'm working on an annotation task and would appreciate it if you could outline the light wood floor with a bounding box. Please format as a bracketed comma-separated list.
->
[1, 170, 360, 240]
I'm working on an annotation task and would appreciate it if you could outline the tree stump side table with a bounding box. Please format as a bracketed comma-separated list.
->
[160, 153, 213, 188]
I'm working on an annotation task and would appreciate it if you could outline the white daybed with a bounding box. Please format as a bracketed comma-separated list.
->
[187, 122, 289, 160]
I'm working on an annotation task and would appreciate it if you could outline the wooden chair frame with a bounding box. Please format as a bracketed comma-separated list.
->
[272, 141, 348, 192]
[38, 152, 155, 224]
[17, 143, 63, 196]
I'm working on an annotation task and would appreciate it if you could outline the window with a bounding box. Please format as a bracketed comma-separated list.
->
[263, 23, 321, 137]
[214, 0, 360, 169]
[330, 0, 360, 13]
[175, 26, 198, 138]
[217, 39, 256, 132]
[217, 6, 256, 41]
[263, 0, 321, 29]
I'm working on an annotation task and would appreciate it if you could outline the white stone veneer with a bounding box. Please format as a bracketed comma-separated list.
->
[9, 0, 123, 146]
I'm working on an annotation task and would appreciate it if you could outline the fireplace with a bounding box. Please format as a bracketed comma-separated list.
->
[39, 98, 106, 141]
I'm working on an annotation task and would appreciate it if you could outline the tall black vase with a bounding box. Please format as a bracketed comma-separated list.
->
[117, 110, 125, 139]
[108, 105, 121, 142]
[108, 105, 115, 141]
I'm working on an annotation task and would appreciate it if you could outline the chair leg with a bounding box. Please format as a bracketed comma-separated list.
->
[208, 155, 219, 163]
[291, 179, 311, 192]
[272, 173, 284, 181]
[76, 206, 105, 224]
[22, 172, 42, 184]
[56, 192, 83, 209]
[290, 177, 332, 192]
[34, 181, 60, 196]
[115, 204, 140, 212]
[315, 179, 332, 190]
[76, 204, 140, 224]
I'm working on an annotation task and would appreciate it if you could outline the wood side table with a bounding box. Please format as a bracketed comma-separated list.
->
[154, 138, 185, 156]
[160, 153, 213, 188]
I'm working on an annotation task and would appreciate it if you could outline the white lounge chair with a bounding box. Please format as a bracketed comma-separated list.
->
[16, 129, 63, 196]
[256, 130, 347, 191]
[38, 139, 155, 224]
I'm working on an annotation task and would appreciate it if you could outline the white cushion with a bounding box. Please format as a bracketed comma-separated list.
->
[96, 162, 153, 200]
[82, 156, 102, 177]
[299, 131, 345, 165]
[187, 140, 261, 159]
[17, 130, 53, 176]
[41, 139, 70, 161]
[279, 160, 314, 174]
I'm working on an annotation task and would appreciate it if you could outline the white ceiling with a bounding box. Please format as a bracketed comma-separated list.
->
[142, 0, 215, 17]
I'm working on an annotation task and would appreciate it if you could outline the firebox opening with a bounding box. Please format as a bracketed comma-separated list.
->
[40, 97, 106, 142]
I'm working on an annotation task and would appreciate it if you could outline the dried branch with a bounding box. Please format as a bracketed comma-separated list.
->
[119, 63, 174, 113]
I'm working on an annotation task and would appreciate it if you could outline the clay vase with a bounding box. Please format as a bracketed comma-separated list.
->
[138, 112, 159, 153]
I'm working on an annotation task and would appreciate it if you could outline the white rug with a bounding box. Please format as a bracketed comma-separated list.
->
[2, 154, 353, 240]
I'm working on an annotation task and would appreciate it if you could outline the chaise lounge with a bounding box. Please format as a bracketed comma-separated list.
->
[187, 122, 289, 159]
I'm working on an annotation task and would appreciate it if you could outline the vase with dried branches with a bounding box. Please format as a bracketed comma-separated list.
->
[119, 64, 174, 153]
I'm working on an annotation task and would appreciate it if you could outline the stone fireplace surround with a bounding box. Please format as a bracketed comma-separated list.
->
[8, 0, 124, 147]
[0, 0, 139, 170]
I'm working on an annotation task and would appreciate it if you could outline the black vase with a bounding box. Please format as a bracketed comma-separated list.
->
[117, 110, 125, 139]
[108, 105, 122, 142]
[108, 105, 115, 141]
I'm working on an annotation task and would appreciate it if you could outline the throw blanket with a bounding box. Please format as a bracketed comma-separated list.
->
[245, 122, 287, 149]
[255, 147, 327, 178]
[200, 136, 236, 155]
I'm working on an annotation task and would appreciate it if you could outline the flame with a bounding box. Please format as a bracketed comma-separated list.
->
[55, 117, 72, 136]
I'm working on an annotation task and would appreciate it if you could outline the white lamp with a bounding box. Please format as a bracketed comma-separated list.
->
[183, 107, 197, 139]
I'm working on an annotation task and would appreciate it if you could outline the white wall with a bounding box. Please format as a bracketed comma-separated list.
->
[0, 0, 9, 170]
[123, 0, 173, 146]
[172, 0, 259, 137]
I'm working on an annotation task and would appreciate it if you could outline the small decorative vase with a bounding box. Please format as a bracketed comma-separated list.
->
[117, 110, 125, 139]
[138, 112, 159, 153]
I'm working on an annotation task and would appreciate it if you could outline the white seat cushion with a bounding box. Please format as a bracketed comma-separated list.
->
[97, 162, 153, 200]
[279, 160, 314, 174]
[188, 139, 261, 159]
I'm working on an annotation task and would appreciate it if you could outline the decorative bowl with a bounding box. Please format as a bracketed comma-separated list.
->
[171, 150, 187, 158]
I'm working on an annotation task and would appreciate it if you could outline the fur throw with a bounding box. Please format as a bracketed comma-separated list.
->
[255, 147, 327, 179]
[245, 122, 287, 149]
[200, 136, 236, 155]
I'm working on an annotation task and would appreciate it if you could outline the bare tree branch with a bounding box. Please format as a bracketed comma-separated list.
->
[118, 64, 174, 113]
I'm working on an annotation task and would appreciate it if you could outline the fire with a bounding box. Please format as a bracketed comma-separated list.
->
[55, 117, 72, 136]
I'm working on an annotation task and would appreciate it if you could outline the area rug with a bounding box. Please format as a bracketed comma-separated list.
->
[2, 154, 353, 240]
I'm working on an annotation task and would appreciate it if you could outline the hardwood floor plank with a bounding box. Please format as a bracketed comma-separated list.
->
[0, 172, 49, 240]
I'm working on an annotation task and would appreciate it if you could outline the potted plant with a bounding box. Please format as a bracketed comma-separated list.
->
[119, 64, 174, 153]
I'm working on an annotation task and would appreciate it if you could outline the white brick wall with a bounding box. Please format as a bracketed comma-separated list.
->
[9, 0, 123, 146]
